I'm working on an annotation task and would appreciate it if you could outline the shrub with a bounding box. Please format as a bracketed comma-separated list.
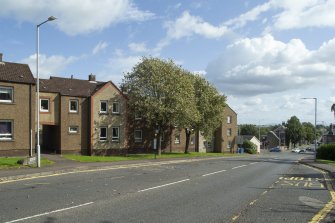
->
[242, 140, 257, 154]
[316, 144, 335, 161]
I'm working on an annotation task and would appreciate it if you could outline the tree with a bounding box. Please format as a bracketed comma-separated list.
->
[187, 73, 226, 153]
[302, 122, 315, 144]
[122, 57, 199, 155]
[331, 103, 335, 119]
[286, 116, 303, 147]
[239, 124, 258, 136]
[242, 140, 257, 154]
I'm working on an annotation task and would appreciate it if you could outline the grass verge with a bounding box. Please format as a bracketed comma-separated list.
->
[317, 159, 335, 167]
[63, 152, 242, 162]
[0, 157, 54, 169]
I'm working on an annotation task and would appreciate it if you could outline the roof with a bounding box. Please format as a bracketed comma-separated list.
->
[40, 76, 106, 97]
[0, 61, 35, 84]
[225, 104, 237, 115]
[237, 135, 259, 144]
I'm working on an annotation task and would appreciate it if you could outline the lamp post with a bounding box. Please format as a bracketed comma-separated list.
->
[36, 16, 56, 167]
[301, 97, 317, 161]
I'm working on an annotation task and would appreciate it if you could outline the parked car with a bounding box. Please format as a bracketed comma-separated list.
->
[270, 147, 281, 152]
[292, 148, 300, 153]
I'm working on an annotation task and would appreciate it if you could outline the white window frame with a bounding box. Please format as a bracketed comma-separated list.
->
[190, 135, 194, 145]
[40, 98, 50, 112]
[112, 127, 120, 142]
[227, 141, 232, 149]
[134, 130, 142, 142]
[112, 102, 120, 114]
[0, 120, 13, 140]
[69, 100, 79, 113]
[68, 126, 79, 134]
[227, 128, 232, 136]
[135, 112, 142, 120]
[100, 101, 108, 114]
[174, 134, 180, 144]
[0, 86, 13, 103]
[99, 126, 108, 141]
[227, 116, 231, 124]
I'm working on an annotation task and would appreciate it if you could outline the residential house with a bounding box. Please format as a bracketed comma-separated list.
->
[264, 125, 286, 149]
[0, 53, 36, 156]
[237, 135, 261, 153]
[39, 74, 128, 155]
[213, 105, 238, 153]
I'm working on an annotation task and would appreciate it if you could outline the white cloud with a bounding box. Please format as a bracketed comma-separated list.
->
[92, 41, 109, 55]
[164, 11, 229, 40]
[128, 42, 148, 53]
[21, 54, 78, 78]
[206, 34, 335, 96]
[0, 0, 154, 35]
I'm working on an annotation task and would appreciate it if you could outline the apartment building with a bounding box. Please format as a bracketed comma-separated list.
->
[0, 54, 36, 156]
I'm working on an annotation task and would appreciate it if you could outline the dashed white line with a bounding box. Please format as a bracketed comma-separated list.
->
[4, 202, 94, 223]
[202, 170, 227, 177]
[249, 162, 258, 165]
[138, 179, 190, 192]
[232, 165, 247, 169]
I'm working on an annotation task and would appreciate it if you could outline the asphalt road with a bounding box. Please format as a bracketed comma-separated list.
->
[0, 152, 332, 223]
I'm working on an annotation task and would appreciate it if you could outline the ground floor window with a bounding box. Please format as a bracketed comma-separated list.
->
[0, 120, 13, 140]
[100, 127, 107, 141]
[112, 127, 120, 142]
[227, 141, 232, 149]
[174, 134, 180, 144]
[69, 126, 79, 134]
[134, 130, 142, 142]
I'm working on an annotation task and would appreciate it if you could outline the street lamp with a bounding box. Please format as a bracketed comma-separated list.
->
[301, 97, 317, 161]
[36, 16, 56, 167]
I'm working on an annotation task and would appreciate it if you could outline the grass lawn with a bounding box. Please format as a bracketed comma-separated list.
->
[63, 152, 243, 162]
[317, 159, 335, 167]
[0, 157, 54, 169]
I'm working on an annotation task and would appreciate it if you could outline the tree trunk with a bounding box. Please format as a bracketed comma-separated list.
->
[184, 128, 191, 154]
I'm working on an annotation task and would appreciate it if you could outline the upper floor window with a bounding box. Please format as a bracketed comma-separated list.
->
[100, 101, 108, 114]
[69, 100, 78, 113]
[112, 127, 120, 141]
[0, 120, 13, 140]
[134, 130, 142, 142]
[40, 98, 49, 112]
[135, 112, 142, 120]
[227, 116, 232, 124]
[112, 102, 120, 114]
[227, 128, 232, 136]
[0, 86, 13, 103]
[99, 127, 107, 141]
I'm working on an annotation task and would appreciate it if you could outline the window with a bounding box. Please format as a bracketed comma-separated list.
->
[0, 120, 13, 140]
[40, 99, 49, 112]
[134, 130, 142, 142]
[112, 127, 120, 141]
[99, 127, 107, 141]
[174, 134, 180, 144]
[112, 102, 120, 114]
[227, 128, 232, 136]
[100, 101, 108, 114]
[190, 136, 194, 145]
[0, 86, 13, 103]
[135, 112, 142, 120]
[69, 100, 78, 113]
[227, 116, 232, 124]
[69, 126, 79, 134]
[227, 141, 232, 149]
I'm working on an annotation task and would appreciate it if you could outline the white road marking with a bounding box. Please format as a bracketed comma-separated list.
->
[138, 179, 190, 192]
[232, 165, 247, 169]
[4, 202, 94, 223]
[249, 162, 258, 165]
[202, 170, 227, 177]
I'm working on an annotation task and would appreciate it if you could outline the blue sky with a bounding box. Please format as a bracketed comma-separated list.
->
[0, 0, 335, 126]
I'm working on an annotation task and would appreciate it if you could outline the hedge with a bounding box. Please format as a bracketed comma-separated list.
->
[316, 144, 335, 161]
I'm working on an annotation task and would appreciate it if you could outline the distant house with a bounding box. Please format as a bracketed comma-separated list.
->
[237, 135, 261, 153]
[0, 53, 36, 156]
[264, 125, 286, 149]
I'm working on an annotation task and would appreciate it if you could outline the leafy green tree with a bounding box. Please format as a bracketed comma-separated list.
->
[302, 122, 315, 144]
[286, 116, 303, 147]
[122, 57, 199, 155]
[242, 140, 257, 154]
[239, 124, 258, 136]
[331, 103, 335, 119]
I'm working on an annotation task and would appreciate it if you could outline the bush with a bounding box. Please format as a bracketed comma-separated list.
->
[242, 140, 257, 154]
[316, 144, 335, 161]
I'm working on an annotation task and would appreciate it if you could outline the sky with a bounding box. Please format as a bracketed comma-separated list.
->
[0, 0, 335, 126]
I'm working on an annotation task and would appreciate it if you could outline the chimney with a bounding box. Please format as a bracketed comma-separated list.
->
[89, 74, 96, 82]
[0, 53, 3, 62]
